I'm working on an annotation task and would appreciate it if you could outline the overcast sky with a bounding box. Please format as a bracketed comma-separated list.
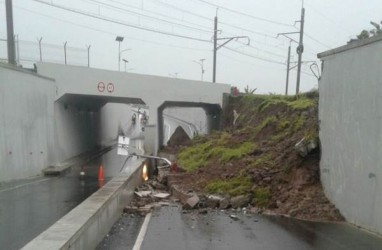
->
[1, 0, 382, 94]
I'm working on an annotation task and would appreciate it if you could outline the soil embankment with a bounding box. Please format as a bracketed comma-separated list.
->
[162, 92, 343, 221]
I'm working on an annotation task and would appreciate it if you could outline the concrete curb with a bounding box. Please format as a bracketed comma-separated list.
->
[21, 160, 145, 250]
[43, 146, 114, 176]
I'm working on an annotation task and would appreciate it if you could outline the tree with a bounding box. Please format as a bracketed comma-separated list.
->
[357, 30, 370, 40]
[370, 21, 382, 36]
[244, 85, 257, 94]
[353, 20, 382, 42]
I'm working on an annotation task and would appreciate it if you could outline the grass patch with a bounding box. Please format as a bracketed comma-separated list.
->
[250, 153, 275, 168]
[256, 115, 278, 132]
[253, 187, 270, 208]
[178, 137, 255, 171]
[288, 97, 315, 110]
[208, 142, 255, 163]
[204, 176, 252, 196]
[292, 115, 306, 132]
[177, 141, 212, 171]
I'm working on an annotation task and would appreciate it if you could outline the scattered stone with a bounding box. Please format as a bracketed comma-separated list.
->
[229, 214, 239, 221]
[183, 195, 200, 210]
[295, 137, 318, 157]
[198, 208, 208, 214]
[219, 197, 230, 209]
[206, 195, 223, 208]
[150, 180, 167, 190]
[250, 207, 262, 214]
[230, 195, 251, 209]
[153, 192, 170, 199]
[134, 191, 152, 198]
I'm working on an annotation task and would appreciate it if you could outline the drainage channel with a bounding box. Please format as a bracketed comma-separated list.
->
[0, 145, 138, 250]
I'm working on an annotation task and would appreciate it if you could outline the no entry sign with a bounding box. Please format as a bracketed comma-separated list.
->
[98, 82, 105, 92]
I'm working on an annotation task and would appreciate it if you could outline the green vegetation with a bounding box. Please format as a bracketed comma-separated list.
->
[177, 142, 212, 171]
[253, 187, 271, 208]
[292, 115, 306, 132]
[288, 97, 315, 110]
[255, 115, 278, 132]
[204, 176, 252, 196]
[250, 153, 275, 169]
[177, 138, 255, 171]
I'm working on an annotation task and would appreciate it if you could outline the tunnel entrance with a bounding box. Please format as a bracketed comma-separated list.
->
[54, 93, 145, 163]
[157, 101, 222, 148]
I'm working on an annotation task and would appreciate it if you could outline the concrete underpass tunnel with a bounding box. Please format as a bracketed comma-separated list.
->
[157, 101, 222, 148]
[53, 93, 145, 164]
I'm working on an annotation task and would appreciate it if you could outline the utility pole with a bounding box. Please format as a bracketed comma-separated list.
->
[285, 44, 291, 96]
[277, 33, 298, 96]
[213, 15, 218, 83]
[193, 59, 206, 81]
[87, 45, 91, 67]
[5, 0, 16, 65]
[64, 41, 67, 64]
[277, 5, 305, 95]
[38, 37, 43, 62]
[296, 7, 305, 95]
[212, 12, 250, 83]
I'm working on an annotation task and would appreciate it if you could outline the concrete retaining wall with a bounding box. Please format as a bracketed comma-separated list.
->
[318, 36, 382, 234]
[0, 64, 55, 182]
[21, 160, 144, 250]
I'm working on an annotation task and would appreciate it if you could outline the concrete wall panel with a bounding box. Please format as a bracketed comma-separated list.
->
[319, 38, 382, 234]
[0, 65, 55, 182]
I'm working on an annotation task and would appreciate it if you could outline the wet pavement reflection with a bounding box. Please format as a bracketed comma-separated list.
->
[0, 145, 138, 250]
[139, 206, 382, 250]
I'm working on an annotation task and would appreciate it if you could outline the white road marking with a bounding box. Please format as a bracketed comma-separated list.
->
[0, 177, 54, 194]
[132, 212, 152, 250]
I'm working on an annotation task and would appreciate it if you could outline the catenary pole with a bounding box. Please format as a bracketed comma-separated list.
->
[296, 7, 305, 94]
[285, 43, 291, 96]
[213, 15, 218, 83]
[5, 0, 16, 65]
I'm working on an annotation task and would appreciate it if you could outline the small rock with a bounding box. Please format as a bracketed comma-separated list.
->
[183, 195, 200, 210]
[219, 197, 230, 209]
[153, 192, 170, 199]
[230, 195, 251, 209]
[198, 208, 208, 214]
[206, 195, 223, 208]
[229, 214, 239, 221]
[134, 191, 152, 198]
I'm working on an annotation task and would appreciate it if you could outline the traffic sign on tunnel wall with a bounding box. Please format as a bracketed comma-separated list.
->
[97, 82, 105, 92]
[107, 83, 114, 93]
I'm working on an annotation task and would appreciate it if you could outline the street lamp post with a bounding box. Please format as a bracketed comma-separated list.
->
[193, 59, 206, 81]
[115, 36, 124, 71]
[122, 59, 128, 72]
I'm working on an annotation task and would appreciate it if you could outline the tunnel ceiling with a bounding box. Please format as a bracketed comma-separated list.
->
[57, 93, 146, 111]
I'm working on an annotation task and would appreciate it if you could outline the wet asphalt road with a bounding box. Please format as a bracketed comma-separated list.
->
[102, 205, 382, 250]
[0, 147, 135, 250]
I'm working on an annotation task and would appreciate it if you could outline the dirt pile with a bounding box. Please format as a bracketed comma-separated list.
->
[162, 91, 344, 222]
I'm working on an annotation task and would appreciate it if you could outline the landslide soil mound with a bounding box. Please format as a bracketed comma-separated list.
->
[162, 91, 344, 222]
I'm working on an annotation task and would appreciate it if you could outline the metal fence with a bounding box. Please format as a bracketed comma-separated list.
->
[0, 37, 89, 68]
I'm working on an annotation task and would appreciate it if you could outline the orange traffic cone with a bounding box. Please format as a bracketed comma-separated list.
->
[98, 165, 104, 181]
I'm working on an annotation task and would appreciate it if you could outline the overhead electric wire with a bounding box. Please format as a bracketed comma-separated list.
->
[30, 0, 212, 43]
[223, 46, 285, 65]
[15, 5, 211, 52]
[83, 0, 213, 33]
[304, 32, 332, 49]
[192, 0, 293, 27]
[146, 0, 213, 21]
[103, 0, 213, 31]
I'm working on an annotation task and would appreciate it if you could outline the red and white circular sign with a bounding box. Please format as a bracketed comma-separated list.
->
[107, 83, 114, 93]
[97, 82, 105, 92]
